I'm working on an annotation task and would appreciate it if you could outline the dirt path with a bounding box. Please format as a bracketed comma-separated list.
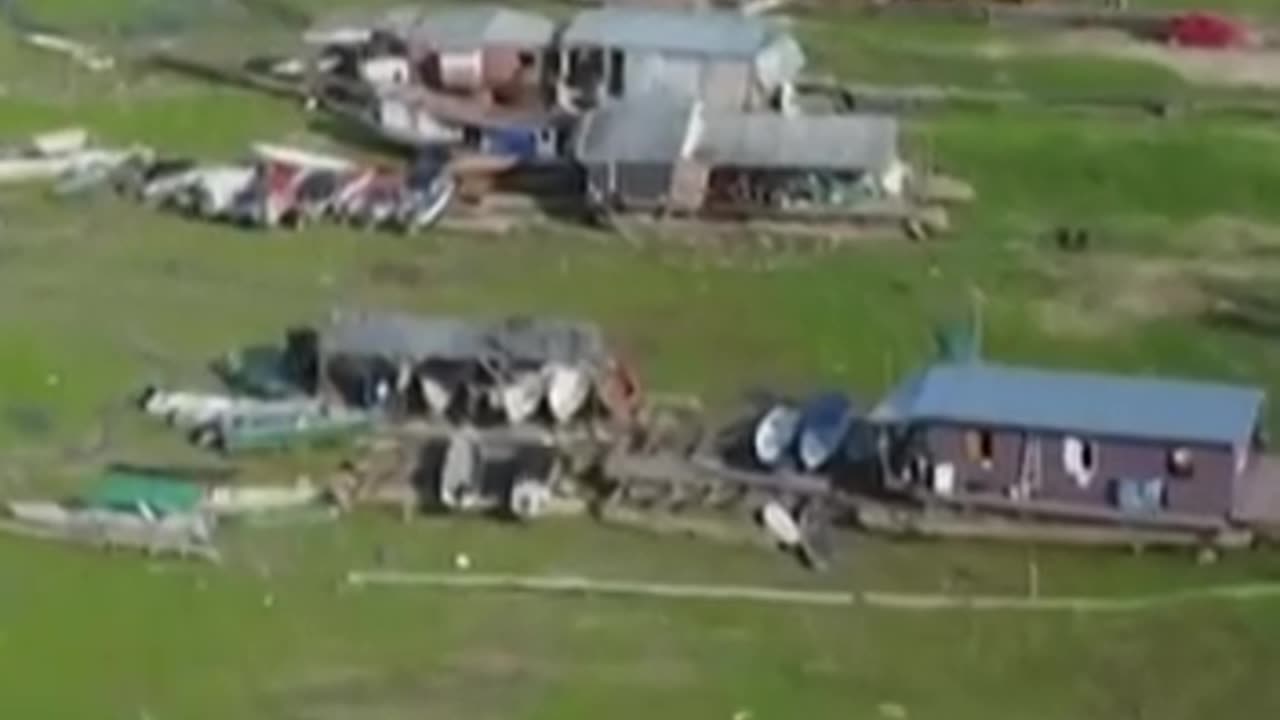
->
[347, 569, 1280, 614]
[1053, 29, 1280, 90]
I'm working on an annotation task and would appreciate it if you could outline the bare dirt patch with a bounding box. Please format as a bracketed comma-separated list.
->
[1032, 217, 1280, 338]
[1051, 29, 1280, 90]
[1036, 256, 1203, 338]
[1172, 215, 1280, 262]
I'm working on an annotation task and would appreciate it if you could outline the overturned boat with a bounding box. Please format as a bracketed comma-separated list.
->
[546, 364, 592, 425]
[754, 403, 802, 469]
[797, 392, 855, 471]
[498, 369, 547, 424]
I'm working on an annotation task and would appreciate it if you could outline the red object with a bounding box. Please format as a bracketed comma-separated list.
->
[599, 357, 643, 424]
[1165, 12, 1250, 49]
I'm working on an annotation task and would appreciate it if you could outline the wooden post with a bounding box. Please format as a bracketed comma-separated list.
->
[1027, 546, 1040, 599]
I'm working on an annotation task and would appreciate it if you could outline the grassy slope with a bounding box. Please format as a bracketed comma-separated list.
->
[4, 4, 1280, 717]
[4, 521, 1280, 719]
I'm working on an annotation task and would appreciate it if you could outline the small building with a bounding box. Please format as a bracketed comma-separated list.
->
[573, 97, 902, 213]
[390, 5, 557, 103]
[308, 6, 557, 102]
[573, 96, 700, 210]
[557, 8, 804, 111]
[869, 362, 1267, 523]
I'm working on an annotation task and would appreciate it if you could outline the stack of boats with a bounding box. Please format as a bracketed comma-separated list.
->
[751, 391, 863, 473]
[135, 312, 639, 454]
[321, 311, 641, 427]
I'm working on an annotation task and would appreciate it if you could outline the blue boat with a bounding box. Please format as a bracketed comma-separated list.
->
[797, 392, 856, 471]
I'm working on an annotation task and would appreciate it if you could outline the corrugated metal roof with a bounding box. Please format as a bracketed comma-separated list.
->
[574, 100, 897, 173]
[693, 111, 898, 171]
[322, 311, 607, 366]
[573, 96, 695, 164]
[324, 311, 484, 361]
[561, 8, 780, 57]
[870, 362, 1265, 445]
[404, 6, 555, 51]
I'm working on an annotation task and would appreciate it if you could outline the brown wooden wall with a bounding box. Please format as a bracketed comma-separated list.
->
[922, 423, 1238, 518]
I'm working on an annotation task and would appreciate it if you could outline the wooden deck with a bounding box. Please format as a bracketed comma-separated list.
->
[1235, 455, 1280, 531]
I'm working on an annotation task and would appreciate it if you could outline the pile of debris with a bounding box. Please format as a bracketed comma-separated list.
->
[0, 127, 148, 191]
[117, 143, 456, 235]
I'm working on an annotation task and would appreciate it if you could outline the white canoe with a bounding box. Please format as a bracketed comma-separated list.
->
[761, 501, 803, 548]
[500, 371, 546, 425]
[753, 404, 802, 468]
[251, 143, 354, 173]
[205, 478, 321, 515]
[25, 34, 114, 72]
[8, 500, 71, 526]
[546, 364, 591, 425]
[140, 387, 237, 428]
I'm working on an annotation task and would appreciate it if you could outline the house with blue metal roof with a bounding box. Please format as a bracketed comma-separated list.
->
[870, 362, 1267, 523]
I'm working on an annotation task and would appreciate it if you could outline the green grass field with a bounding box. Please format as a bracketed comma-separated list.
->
[5, 1, 1280, 717]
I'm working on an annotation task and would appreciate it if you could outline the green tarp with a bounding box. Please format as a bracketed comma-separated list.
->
[82, 470, 204, 516]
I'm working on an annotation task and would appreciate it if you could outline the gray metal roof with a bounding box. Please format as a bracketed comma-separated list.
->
[388, 5, 555, 51]
[870, 362, 1265, 446]
[694, 112, 899, 172]
[321, 311, 607, 367]
[573, 100, 897, 172]
[573, 96, 695, 164]
[323, 311, 484, 362]
[561, 8, 783, 57]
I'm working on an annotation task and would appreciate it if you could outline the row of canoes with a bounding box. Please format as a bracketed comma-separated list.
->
[412, 359, 639, 426]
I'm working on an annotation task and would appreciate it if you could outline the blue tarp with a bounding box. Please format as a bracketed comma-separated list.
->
[483, 127, 538, 161]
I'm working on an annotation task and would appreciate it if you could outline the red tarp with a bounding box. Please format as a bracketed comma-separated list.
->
[1165, 12, 1251, 49]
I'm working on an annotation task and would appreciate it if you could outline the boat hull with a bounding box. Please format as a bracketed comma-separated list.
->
[797, 393, 854, 471]
[753, 404, 802, 468]
[546, 365, 591, 424]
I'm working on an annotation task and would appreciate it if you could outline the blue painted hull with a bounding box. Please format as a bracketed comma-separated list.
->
[798, 392, 854, 471]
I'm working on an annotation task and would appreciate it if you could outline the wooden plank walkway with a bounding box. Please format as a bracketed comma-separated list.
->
[1235, 456, 1280, 530]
